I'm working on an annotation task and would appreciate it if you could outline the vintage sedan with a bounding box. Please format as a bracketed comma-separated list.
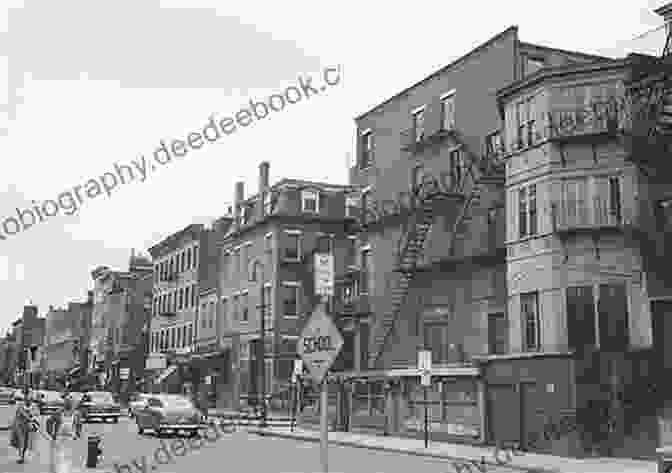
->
[79, 391, 121, 423]
[128, 392, 152, 418]
[38, 390, 65, 415]
[135, 394, 204, 437]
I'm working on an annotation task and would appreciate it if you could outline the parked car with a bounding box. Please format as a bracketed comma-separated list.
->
[128, 393, 152, 418]
[135, 394, 204, 437]
[66, 391, 84, 408]
[38, 390, 65, 415]
[0, 386, 13, 404]
[78, 391, 121, 423]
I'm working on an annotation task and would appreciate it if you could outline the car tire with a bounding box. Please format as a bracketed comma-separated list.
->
[137, 423, 144, 435]
[113, 417, 119, 424]
[189, 430, 198, 438]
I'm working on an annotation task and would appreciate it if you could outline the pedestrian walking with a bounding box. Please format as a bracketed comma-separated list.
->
[9, 396, 40, 463]
[46, 397, 78, 473]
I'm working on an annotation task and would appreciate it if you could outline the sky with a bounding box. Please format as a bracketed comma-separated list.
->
[0, 0, 667, 334]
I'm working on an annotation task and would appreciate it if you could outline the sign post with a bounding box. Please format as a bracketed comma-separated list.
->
[418, 350, 432, 448]
[298, 303, 344, 473]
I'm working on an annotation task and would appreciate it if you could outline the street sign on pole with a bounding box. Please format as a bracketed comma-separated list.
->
[297, 303, 343, 473]
[314, 253, 335, 297]
[297, 303, 344, 383]
[418, 349, 432, 448]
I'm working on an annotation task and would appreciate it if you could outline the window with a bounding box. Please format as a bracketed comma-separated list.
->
[282, 283, 300, 317]
[608, 176, 622, 223]
[566, 286, 596, 352]
[598, 283, 629, 351]
[518, 184, 538, 238]
[488, 313, 507, 355]
[360, 249, 371, 294]
[449, 150, 463, 190]
[181, 251, 186, 272]
[240, 245, 247, 278]
[523, 56, 545, 77]
[441, 93, 455, 131]
[192, 284, 198, 307]
[263, 285, 273, 327]
[186, 247, 192, 270]
[316, 235, 332, 254]
[239, 342, 250, 361]
[485, 131, 503, 157]
[241, 292, 249, 322]
[283, 232, 301, 262]
[301, 190, 319, 213]
[193, 245, 199, 269]
[178, 288, 184, 311]
[516, 97, 537, 147]
[221, 298, 228, 326]
[187, 324, 193, 346]
[209, 302, 215, 329]
[359, 130, 374, 169]
[264, 234, 273, 270]
[177, 325, 183, 348]
[170, 327, 176, 349]
[346, 236, 357, 267]
[201, 304, 207, 328]
[185, 286, 190, 309]
[412, 107, 425, 142]
[345, 195, 359, 218]
[423, 324, 448, 363]
[521, 292, 540, 351]
[233, 295, 240, 321]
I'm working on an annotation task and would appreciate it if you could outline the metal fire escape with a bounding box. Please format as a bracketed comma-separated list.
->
[368, 127, 505, 370]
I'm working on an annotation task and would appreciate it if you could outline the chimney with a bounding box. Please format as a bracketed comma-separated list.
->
[233, 181, 245, 230]
[259, 161, 270, 194]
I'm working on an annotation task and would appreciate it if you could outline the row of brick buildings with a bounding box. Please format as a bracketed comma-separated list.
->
[4, 4, 672, 459]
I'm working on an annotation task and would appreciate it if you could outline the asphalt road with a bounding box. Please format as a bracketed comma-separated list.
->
[0, 406, 519, 473]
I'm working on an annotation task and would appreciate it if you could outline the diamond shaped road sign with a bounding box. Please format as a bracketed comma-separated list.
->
[297, 302, 344, 383]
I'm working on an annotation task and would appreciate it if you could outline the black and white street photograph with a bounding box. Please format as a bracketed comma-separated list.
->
[1, 1, 672, 472]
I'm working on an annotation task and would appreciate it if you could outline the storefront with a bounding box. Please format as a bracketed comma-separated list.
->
[190, 342, 230, 409]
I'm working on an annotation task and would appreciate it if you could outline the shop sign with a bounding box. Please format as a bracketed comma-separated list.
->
[119, 368, 130, 380]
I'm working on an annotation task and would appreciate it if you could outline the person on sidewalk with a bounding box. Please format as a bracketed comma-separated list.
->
[9, 397, 40, 463]
[46, 398, 79, 473]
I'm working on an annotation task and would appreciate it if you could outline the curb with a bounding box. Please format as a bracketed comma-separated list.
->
[249, 428, 558, 473]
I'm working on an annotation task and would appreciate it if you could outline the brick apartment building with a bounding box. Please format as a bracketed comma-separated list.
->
[217, 161, 356, 410]
[341, 26, 609, 444]
[147, 218, 232, 397]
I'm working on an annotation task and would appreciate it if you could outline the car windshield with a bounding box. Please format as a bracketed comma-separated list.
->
[161, 396, 194, 409]
[86, 392, 115, 403]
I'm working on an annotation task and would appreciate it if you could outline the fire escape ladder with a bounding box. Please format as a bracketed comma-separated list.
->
[368, 128, 504, 370]
[368, 195, 438, 369]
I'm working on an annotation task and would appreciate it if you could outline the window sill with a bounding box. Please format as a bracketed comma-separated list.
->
[283, 315, 299, 319]
[282, 258, 302, 264]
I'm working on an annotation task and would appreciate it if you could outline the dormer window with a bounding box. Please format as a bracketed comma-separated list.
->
[301, 190, 319, 213]
[263, 192, 273, 215]
[359, 130, 374, 169]
[345, 195, 359, 218]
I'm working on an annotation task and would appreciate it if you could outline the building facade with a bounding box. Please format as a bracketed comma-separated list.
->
[342, 27, 608, 443]
[217, 161, 355, 411]
[43, 305, 81, 389]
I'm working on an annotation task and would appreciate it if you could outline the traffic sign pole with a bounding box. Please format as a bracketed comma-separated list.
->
[320, 377, 329, 473]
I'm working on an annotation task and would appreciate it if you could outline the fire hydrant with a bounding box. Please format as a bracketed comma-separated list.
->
[86, 435, 103, 468]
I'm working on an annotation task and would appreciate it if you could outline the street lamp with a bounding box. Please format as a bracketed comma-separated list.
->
[249, 259, 268, 428]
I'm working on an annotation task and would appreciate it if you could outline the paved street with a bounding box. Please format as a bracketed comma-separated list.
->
[0, 410, 527, 473]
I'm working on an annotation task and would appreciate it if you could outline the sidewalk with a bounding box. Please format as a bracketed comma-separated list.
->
[246, 425, 658, 473]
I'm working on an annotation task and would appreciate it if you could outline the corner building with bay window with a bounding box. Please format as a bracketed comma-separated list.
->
[341, 25, 622, 450]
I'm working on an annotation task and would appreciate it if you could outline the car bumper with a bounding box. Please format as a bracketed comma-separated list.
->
[41, 406, 63, 414]
[158, 424, 203, 430]
[84, 412, 120, 418]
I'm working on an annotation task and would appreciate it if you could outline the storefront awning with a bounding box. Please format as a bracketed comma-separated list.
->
[155, 365, 178, 384]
